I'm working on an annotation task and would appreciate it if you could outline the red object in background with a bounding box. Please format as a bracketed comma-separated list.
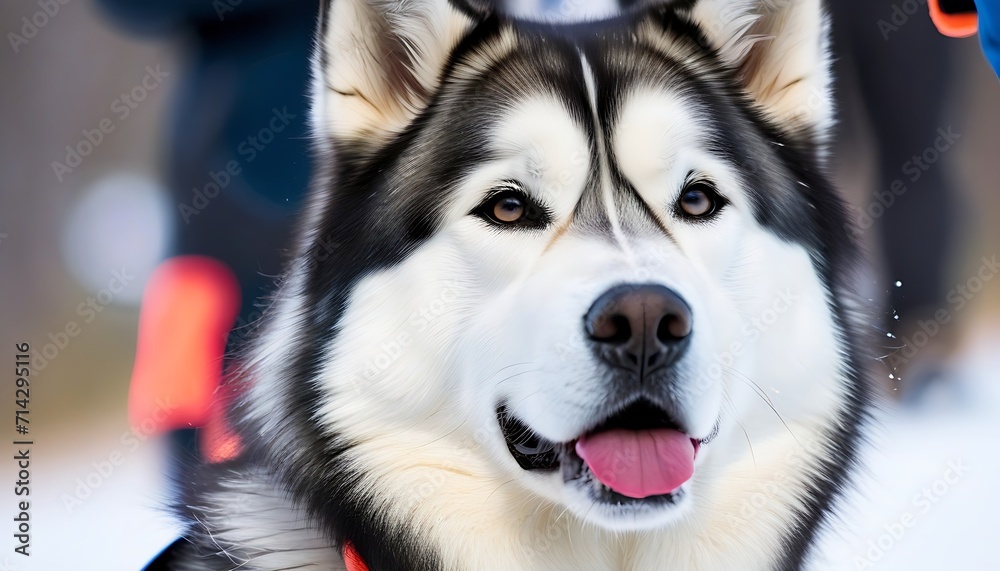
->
[128, 256, 241, 454]
[929, 0, 980, 37]
[343, 543, 370, 571]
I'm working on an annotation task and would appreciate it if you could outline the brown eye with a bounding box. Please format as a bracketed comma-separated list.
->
[493, 196, 525, 223]
[472, 185, 551, 229]
[677, 181, 723, 219]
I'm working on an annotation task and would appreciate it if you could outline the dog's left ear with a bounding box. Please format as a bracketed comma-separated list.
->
[315, 0, 492, 149]
[686, 0, 832, 141]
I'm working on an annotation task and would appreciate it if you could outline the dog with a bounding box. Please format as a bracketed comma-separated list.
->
[156, 0, 873, 569]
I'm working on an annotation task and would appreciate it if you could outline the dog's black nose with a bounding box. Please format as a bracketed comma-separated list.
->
[584, 284, 692, 376]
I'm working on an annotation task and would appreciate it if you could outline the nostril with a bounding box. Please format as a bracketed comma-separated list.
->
[656, 314, 691, 343]
[607, 315, 632, 343]
[589, 314, 632, 344]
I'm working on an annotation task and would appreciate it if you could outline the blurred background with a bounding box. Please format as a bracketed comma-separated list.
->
[0, 0, 997, 569]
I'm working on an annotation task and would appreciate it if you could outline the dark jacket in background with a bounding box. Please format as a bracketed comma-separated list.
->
[96, 0, 319, 327]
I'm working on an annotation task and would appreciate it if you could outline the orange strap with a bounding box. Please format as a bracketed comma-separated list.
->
[928, 0, 979, 38]
[128, 256, 240, 439]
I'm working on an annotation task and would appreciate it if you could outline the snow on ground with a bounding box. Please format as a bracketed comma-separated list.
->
[32, 437, 179, 571]
[815, 334, 1000, 570]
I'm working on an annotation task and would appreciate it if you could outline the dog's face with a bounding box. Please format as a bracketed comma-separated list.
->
[259, 0, 858, 540]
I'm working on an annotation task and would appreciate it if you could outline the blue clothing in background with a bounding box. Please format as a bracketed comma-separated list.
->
[978, 0, 1000, 76]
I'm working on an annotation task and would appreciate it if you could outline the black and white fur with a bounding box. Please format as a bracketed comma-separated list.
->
[164, 0, 872, 569]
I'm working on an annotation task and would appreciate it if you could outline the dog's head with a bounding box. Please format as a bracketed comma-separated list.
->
[251, 0, 863, 540]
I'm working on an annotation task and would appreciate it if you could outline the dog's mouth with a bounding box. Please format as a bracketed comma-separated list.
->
[497, 400, 716, 503]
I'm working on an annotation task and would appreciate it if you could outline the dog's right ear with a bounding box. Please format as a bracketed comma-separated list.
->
[683, 0, 833, 143]
[314, 0, 492, 149]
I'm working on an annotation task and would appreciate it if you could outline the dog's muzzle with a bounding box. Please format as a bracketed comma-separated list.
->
[496, 283, 712, 502]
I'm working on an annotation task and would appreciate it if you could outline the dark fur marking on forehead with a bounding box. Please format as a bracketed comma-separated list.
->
[569, 174, 615, 236]
[563, 13, 833, 259]
[611, 167, 676, 237]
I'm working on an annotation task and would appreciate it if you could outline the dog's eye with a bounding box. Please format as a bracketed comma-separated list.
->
[493, 196, 525, 223]
[676, 180, 725, 220]
[473, 185, 550, 229]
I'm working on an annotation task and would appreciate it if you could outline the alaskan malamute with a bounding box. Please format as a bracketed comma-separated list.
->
[159, 0, 872, 569]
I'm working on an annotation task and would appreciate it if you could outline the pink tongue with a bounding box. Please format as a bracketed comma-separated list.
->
[575, 429, 695, 499]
